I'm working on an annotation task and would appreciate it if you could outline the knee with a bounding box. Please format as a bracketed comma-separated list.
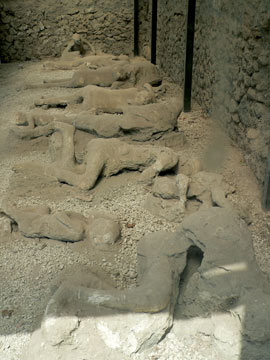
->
[155, 149, 179, 170]
[87, 138, 107, 151]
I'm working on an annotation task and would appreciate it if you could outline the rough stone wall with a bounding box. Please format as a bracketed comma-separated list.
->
[193, 0, 270, 185]
[138, 0, 150, 55]
[192, 1, 215, 116]
[140, 0, 270, 186]
[156, 0, 187, 85]
[137, 0, 186, 82]
[0, 0, 133, 62]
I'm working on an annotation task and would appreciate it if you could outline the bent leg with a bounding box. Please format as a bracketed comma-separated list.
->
[53, 122, 76, 167]
[45, 122, 104, 190]
[45, 122, 82, 186]
[50, 138, 109, 190]
[45, 257, 173, 314]
[140, 147, 179, 183]
[12, 112, 56, 139]
[77, 141, 108, 190]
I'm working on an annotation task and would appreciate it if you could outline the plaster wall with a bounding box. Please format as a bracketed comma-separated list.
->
[193, 0, 270, 184]
[0, 0, 133, 61]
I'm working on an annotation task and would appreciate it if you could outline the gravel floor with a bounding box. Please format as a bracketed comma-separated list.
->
[0, 60, 269, 360]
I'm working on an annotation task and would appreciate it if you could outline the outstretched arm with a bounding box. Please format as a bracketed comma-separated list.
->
[61, 40, 80, 59]
[34, 92, 83, 108]
[25, 78, 74, 89]
[12, 112, 80, 139]
[11, 112, 56, 139]
[11, 123, 54, 140]
[82, 38, 96, 55]
[140, 148, 179, 183]
[43, 59, 84, 70]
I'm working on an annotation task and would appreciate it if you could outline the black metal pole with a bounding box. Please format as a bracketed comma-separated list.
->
[183, 0, 197, 112]
[134, 0, 139, 56]
[262, 149, 270, 209]
[151, 0, 158, 64]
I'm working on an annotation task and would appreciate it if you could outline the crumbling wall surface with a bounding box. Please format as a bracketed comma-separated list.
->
[0, 0, 133, 62]
[193, 0, 270, 185]
[156, 0, 187, 85]
[192, 1, 216, 116]
[138, 0, 150, 56]
[137, 0, 186, 83]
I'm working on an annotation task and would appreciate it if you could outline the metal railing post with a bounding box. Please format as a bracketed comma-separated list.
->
[183, 0, 197, 112]
[151, 0, 158, 64]
[134, 0, 139, 56]
[262, 149, 270, 209]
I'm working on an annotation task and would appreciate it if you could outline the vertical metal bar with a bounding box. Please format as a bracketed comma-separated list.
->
[183, 0, 197, 112]
[134, 0, 139, 56]
[151, 0, 158, 64]
[262, 150, 270, 209]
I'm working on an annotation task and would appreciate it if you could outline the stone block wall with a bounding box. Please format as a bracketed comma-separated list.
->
[193, 0, 270, 185]
[139, 0, 270, 186]
[137, 0, 150, 55]
[156, 0, 187, 85]
[0, 0, 133, 62]
[138, 0, 187, 84]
